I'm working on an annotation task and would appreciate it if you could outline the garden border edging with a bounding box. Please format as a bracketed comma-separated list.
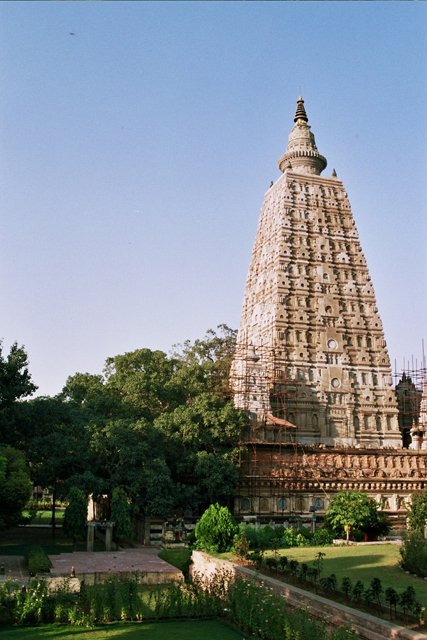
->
[190, 551, 426, 640]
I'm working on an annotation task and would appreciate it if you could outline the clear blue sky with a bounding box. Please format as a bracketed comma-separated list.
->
[1, 1, 426, 397]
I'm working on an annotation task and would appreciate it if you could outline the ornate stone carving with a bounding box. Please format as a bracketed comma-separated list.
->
[233, 97, 401, 449]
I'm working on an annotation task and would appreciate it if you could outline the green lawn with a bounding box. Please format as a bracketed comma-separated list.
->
[217, 544, 427, 605]
[266, 545, 427, 604]
[0, 619, 245, 640]
[22, 510, 64, 525]
[0, 527, 104, 556]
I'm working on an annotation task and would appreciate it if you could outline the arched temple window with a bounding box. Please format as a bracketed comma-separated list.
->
[278, 498, 287, 511]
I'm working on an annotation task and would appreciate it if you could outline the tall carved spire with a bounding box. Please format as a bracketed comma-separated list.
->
[278, 96, 327, 175]
[234, 98, 401, 449]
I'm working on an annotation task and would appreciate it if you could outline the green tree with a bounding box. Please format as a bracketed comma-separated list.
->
[103, 349, 182, 421]
[171, 324, 237, 400]
[370, 577, 383, 614]
[0, 446, 31, 531]
[53, 328, 246, 519]
[155, 392, 245, 510]
[325, 491, 389, 540]
[406, 490, 427, 533]
[195, 503, 238, 552]
[26, 396, 89, 536]
[67, 417, 177, 517]
[341, 576, 352, 605]
[62, 487, 88, 551]
[400, 586, 416, 625]
[0, 341, 37, 447]
[385, 586, 399, 620]
[111, 487, 132, 543]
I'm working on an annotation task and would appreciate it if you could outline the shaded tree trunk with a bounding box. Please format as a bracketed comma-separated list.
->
[51, 482, 56, 538]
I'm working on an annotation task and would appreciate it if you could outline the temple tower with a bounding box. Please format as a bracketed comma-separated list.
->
[234, 97, 401, 448]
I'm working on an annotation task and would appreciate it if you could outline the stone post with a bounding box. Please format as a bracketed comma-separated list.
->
[87, 521, 96, 552]
[105, 522, 114, 551]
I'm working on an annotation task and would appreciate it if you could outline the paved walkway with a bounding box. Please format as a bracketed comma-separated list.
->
[0, 547, 181, 585]
[49, 547, 181, 579]
[0, 555, 29, 584]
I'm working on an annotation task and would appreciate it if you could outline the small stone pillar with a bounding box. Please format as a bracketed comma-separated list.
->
[87, 521, 96, 552]
[105, 522, 114, 551]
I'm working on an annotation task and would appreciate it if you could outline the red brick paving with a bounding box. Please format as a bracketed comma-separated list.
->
[49, 547, 182, 578]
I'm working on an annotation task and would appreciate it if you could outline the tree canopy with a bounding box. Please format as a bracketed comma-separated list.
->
[0, 446, 31, 531]
[0, 341, 37, 447]
[15, 325, 247, 520]
[62, 487, 88, 550]
[325, 491, 390, 540]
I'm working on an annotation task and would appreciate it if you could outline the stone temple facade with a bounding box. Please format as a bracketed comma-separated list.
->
[232, 98, 423, 522]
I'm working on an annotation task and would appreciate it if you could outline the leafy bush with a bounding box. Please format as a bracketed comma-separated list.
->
[406, 490, 427, 533]
[280, 528, 309, 548]
[241, 524, 259, 549]
[275, 524, 285, 538]
[195, 503, 238, 552]
[232, 532, 249, 558]
[264, 556, 278, 570]
[312, 527, 334, 546]
[25, 546, 51, 576]
[262, 525, 277, 540]
[297, 526, 313, 541]
[158, 548, 192, 577]
[400, 531, 427, 578]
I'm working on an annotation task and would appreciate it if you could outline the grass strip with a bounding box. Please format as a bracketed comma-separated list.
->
[0, 618, 245, 640]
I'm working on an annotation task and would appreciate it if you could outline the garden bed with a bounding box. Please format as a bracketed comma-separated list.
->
[0, 566, 358, 639]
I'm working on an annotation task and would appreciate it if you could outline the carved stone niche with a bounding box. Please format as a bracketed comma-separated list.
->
[161, 518, 189, 549]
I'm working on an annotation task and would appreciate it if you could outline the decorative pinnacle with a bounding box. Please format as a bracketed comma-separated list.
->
[278, 96, 327, 175]
[294, 96, 308, 123]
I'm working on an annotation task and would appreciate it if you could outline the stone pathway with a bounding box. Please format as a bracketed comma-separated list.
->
[0, 555, 29, 585]
[0, 547, 182, 587]
[49, 547, 182, 583]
